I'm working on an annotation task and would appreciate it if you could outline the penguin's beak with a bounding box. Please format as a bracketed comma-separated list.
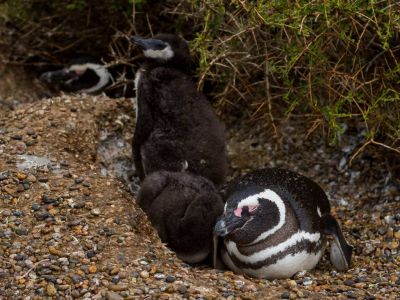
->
[130, 36, 167, 50]
[214, 214, 246, 237]
[40, 69, 77, 83]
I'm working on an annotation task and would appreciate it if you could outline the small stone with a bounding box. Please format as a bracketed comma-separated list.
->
[110, 267, 119, 275]
[71, 289, 81, 298]
[287, 280, 297, 289]
[384, 215, 394, 225]
[154, 273, 165, 280]
[48, 246, 65, 257]
[38, 177, 49, 183]
[71, 275, 82, 284]
[389, 241, 399, 250]
[42, 195, 56, 204]
[27, 175, 37, 183]
[111, 276, 120, 284]
[48, 208, 59, 215]
[140, 270, 149, 278]
[344, 279, 355, 286]
[31, 203, 41, 211]
[74, 177, 84, 184]
[86, 250, 96, 259]
[302, 277, 313, 286]
[13, 210, 23, 217]
[395, 231, 400, 239]
[88, 265, 97, 273]
[17, 172, 27, 180]
[91, 208, 100, 216]
[15, 227, 29, 236]
[177, 285, 187, 294]
[386, 227, 394, 238]
[11, 134, 23, 140]
[46, 283, 57, 296]
[35, 211, 50, 221]
[281, 291, 290, 299]
[165, 275, 176, 283]
[106, 291, 123, 300]
[108, 284, 128, 292]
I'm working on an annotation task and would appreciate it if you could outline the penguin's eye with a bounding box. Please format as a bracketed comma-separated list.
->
[234, 205, 258, 217]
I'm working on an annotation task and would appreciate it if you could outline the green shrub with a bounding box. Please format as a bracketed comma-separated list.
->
[183, 1, 400, 153]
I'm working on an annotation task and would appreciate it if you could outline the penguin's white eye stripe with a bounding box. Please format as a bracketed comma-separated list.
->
[143, 44, 174, 60]
[234, 189, 286, 244]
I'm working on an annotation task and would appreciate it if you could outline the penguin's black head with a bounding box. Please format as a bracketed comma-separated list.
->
[40, 62, 111, 94]
[214, 185, 283, 245]
[130, 33, 192, 73]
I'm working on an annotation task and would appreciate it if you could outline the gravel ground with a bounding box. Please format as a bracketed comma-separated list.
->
[0, 95, 399, 299]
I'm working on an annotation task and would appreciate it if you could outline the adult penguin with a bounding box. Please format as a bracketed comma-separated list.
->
[214, 168, 353, 279]
[40, 57, 135, 98]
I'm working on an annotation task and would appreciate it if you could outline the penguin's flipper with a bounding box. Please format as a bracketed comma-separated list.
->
[322, 214, 353, 271]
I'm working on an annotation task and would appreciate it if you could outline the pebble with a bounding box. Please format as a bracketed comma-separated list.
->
[108, 284, 128, 292]
[177, 285, 188, 294]
[15, 228, 29, 236]
[281, 291, 290, 299]
[140, 270, 149, 278]
[302, 278, 313, 286]
[110, 267, 119, 275]
[111, 276, 120, 284]
[31, 203, 41, 211]
[48, 246, 65, 257]
[106, 291, 123, 300]
[86, 250, 96, 258]
[384, 215, 394, 225]
[88, 264, 97, 273]
[91, 208, 101, 216]
[75, 177, 84, 184]
[154, 273, 166, 280]
[287, 280, 297, 289]
[71, 275, 82, 284]
[165, 275, 176, 283]
[17, 172, 27, 180]
[46, 283, 57, 296]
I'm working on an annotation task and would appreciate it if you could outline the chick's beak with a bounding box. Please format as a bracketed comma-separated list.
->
[40, 69, 76, 83]
[129, 36, 166, 50]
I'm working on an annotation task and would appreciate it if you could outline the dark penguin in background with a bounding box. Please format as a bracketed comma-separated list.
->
[137, 171, 224, 263]
[130, 34, 227, 186]
[40, 57, 135, 98]
[214, 168, 353, 279]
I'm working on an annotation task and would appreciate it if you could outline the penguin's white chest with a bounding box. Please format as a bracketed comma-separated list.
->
[222, 231, 324, 279]
[222, 243, 323, 279]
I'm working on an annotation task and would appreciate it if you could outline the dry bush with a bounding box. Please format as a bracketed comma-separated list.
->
[176, 1, 400, 157]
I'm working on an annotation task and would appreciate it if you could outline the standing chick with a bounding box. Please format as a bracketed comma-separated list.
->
[130, 34, 227, 185]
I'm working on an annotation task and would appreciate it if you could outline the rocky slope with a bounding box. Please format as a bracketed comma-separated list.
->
[0, 95, 399, 299]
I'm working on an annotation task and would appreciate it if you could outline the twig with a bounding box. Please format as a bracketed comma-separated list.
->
[264, 45, 277, 135]
[20, 259, 50, 279]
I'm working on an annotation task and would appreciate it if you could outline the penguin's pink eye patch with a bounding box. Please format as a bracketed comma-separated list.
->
[234, 205, 258, 217]
[73, 68, 86, 76]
